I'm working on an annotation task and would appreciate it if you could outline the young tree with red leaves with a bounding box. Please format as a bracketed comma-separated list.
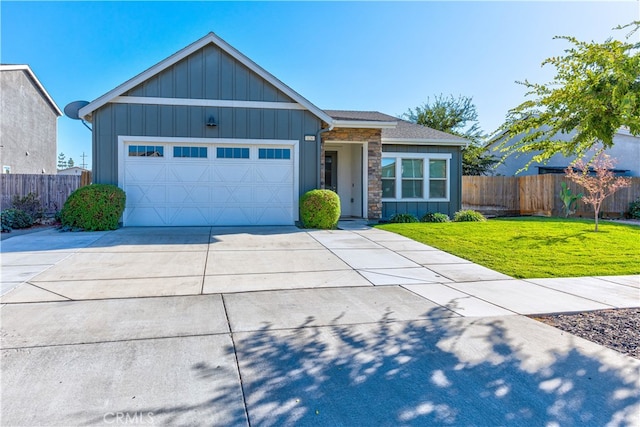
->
[565, 153, 631, 231]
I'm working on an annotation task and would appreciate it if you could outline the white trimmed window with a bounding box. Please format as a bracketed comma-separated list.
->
[381, 153, 451, 201]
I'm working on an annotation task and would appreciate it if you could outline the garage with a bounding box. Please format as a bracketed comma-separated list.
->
[121, 139, 298, 226]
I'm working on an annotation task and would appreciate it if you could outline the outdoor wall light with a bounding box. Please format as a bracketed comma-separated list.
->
[206, 116, 217, 127]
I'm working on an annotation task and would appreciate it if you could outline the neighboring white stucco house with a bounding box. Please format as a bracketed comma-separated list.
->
[57, 166, 90, 176]
[0, 65, 62, 174]
[490, 128, 639, 176]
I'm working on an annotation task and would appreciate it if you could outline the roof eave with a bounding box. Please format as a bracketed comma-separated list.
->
[382, 138, 468, 146]
[332, 120, 397, 129]
[0, 65, 63, 116]
[78, 32, 332, 124]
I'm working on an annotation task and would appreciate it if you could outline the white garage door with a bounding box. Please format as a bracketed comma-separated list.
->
[122, 142, 296, 226]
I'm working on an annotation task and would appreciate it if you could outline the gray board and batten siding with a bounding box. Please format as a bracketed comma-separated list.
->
[381, 144, 462, 219]
[91, 43, 322, 195]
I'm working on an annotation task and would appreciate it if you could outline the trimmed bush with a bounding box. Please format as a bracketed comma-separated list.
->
[421, 212, 450, 223]
[11, 192, 43, 220]
[389, 213, 419, 223]
[629, 198, 640, 219]
[1, 208, 34, 231]
[60, 184, 126, 231]
[299, 189, 340, 229]
[453, 209, 486, 222]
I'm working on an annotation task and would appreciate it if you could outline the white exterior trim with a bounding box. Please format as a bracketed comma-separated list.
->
[383, 138, 467, 147]
[111, 96, 306, 111]
[0, 65, 62, 116]
[381, 152, 452, 202]
[79, 33, 332, 124]
[117, 135, 300, 222]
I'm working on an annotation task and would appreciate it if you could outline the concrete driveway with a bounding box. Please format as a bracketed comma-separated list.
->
[1, 226, 639, 426]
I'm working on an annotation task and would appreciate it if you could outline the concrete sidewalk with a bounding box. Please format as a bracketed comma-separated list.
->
[1, 226, 639, 425]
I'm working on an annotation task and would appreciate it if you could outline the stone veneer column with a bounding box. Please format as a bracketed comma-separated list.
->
[320, 127, 382, 220]
[367, 138, 382, 219]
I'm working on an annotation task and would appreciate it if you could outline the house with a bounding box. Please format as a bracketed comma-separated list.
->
[490, 127, 639, 177]
[78, 33, 467, 226]
[57, 166, 90, 176]
[0, 65, 62, 174]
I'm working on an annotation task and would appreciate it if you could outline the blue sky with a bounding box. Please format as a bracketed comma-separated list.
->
[2, 1, 638, 169]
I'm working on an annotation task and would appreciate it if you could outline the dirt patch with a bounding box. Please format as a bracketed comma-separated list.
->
[532, 308, 640, 359]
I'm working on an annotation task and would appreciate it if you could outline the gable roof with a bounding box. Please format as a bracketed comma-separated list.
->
[78, 32, 333, 124]
[324, 110, 397, 129]
[0, 65, 62, 116]
[324, 110, 468, 145]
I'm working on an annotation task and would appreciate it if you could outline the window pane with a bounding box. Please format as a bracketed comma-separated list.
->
[258, 149, 266, 159]
[402, 159, 423, 178]
[382, 179, 395, 198]
[129, 146, 137, 156]
[200, 147, 207, 158]
[382, 158, 396, 178]
[283, 149, 290, 159]
[430, 180, 446, 198]
[156, 147, 164, 157]
[173, 147, 181, 157]
[429, 159, 446, 178]
[402, 179, 423, 198]
[242, 148, 249, 159]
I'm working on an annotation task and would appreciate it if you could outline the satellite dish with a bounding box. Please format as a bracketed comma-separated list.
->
[64, 100, 92, 130]
[64, 100, 90, 120]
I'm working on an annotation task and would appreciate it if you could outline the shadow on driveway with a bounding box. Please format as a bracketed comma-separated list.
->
[69, 306, 640, 426]
[231, 307, 639, 426]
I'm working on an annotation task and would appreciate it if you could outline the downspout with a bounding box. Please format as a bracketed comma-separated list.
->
[316, 123, 334, 188]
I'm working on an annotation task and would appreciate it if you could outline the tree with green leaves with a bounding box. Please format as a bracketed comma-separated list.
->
[67, 158, 75, 167]
[495, 22, 640, 167]
[404, 94, 497, 175]
[57, 152, 67, 169]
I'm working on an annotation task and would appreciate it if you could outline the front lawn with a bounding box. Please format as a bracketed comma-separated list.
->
[376, 217, 640, 278]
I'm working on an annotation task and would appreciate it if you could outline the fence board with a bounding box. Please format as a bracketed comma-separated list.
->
[463, 175, 640, 218]
[1, 173, 92, 214]
[461, 176, 519, 215]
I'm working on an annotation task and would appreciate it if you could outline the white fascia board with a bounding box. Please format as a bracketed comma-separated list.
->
[332, 120, 397, 129]
[79, 33, 332, 124]
[383, 138, 468, 147]
[111, 96, 306, 111]
[1, 65, 63, 116]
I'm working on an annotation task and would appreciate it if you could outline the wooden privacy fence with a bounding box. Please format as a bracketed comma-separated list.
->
[462, 175, 640, 217]
[1, 171, 92, 214]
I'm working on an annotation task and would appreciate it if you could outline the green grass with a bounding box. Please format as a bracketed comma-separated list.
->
[377, 217, 640, 278]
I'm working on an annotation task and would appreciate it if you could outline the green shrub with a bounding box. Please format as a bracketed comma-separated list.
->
[11, 192, 44, 220]
[421, 212, 450, 223]
[60, 184, 126, 231]
[299, 189, 340, 229]
[1, 208, 34, 230]
[629, 198, 640, 219]
[453, 209, 486, 222]
[389, 213, 419, 223]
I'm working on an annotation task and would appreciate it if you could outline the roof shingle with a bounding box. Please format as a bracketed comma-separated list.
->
[324, 109, 467, 144]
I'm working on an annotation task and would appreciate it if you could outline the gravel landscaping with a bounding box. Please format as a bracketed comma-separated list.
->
[533, 308, 640, 359]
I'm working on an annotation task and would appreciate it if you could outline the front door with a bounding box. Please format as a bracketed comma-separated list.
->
[325, 151, 338, 193]
[324, 145, 365, 218]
